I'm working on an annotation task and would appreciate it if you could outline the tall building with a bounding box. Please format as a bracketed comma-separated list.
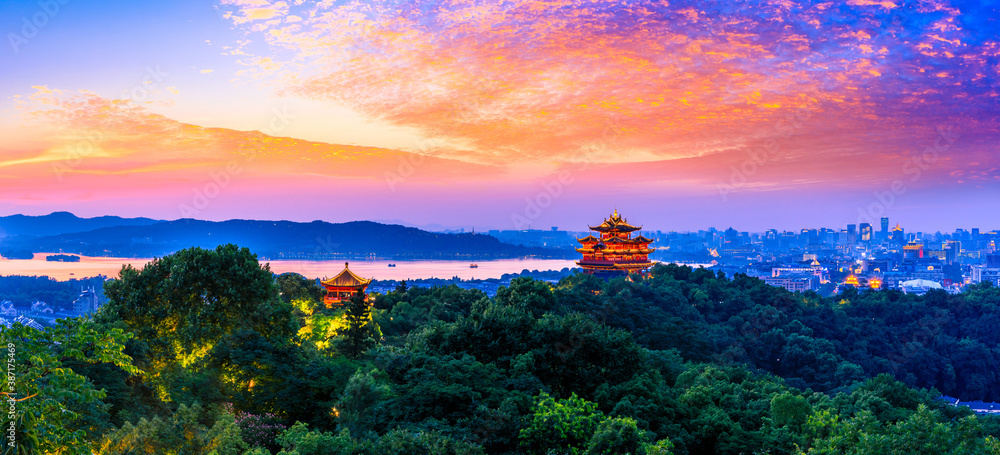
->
[859, 223, 872, 242]
[891, 223, 905, 245]
[945, 241, 961, 265]
[576, 210, 656, 276]
[881, 217, 890, 234]
[724, 227, 740, 245]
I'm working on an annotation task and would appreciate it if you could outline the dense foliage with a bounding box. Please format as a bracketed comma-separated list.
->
[4, 245, 1000, 454]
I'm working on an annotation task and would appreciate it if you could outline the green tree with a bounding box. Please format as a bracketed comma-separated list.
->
[644, 439, 676, 455]
[585, 416, 652, 455]
[99, 244, 295, 402]
[801, 405, 999, 455]
[335, 369, 392, 436]
[771, 392, 812, 431]
[0, 318, 138, 454]
[381, 352, 515, 429]
[274, 422, 355, 455]
[207, 329, 303, 416]
[519, 392, 603, 454]
[494, 277, 557, 317]
[371, 429, 485, 455]
[276, 273, 324, 306]
[337, 291, 378, 359]
[97, 403, 248, 455]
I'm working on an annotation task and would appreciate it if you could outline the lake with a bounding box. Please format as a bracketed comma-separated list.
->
[0, 253, 579, 281]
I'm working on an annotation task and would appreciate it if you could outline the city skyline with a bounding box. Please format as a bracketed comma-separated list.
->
[2, 0, 999, 232]
[3, 209, 998, 238]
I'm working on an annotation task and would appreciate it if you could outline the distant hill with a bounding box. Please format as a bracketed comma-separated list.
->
[0, 217, 573, 260]
[0, 212, 161, 238]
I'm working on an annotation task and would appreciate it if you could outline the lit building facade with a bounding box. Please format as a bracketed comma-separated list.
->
[576, 210, 656, 276]
[321, 262, 372, 308]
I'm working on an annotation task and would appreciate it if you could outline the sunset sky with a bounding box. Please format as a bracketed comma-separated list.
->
[1, 0, 998, 232]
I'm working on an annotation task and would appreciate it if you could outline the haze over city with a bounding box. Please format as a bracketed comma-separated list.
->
[1, 0, 998, 232]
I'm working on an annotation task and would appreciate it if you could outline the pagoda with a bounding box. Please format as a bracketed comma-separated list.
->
[576, 210, 656, 276]
[321, 262, 372, 308]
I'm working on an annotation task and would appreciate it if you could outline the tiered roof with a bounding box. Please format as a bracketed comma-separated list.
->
[321, 262, 372, 288]
[576, 210, 657, 274]
[588, 209, 641, 233]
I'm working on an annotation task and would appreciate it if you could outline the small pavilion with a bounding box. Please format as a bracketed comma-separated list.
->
[321, 262, 372, 308]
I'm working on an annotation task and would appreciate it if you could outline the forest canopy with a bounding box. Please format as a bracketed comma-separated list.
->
[3, 243, 1000, 455]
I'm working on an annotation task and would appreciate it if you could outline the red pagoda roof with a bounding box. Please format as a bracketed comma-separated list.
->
[588, 209, 641, 232]
[321, 262, 372, 288]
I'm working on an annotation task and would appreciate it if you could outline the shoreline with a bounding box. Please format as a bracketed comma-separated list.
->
[0, 254, 580, 281]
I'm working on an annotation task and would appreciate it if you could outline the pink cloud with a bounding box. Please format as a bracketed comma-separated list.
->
[210, 0, 998, 193]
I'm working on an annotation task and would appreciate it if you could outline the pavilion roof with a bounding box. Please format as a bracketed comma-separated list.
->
[321, 263, 372, 288]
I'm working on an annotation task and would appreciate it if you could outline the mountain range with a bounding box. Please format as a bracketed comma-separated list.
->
[0, 213, 572, 260]
[0, 212, 162, 237]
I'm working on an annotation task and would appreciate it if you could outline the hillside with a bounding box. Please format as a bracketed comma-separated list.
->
[0, 212, 162, 238]
[0, 217, 573, 259]
[21, 250, 1000, 455]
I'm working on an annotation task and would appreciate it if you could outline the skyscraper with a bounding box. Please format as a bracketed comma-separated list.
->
[880, 217, 889, 234]
[860, 223, 872, 242]
[945, 241, 961, 265]
[842, 224, 855, 245]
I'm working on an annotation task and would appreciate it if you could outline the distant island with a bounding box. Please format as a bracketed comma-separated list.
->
[45, 254, 81, 262]
[0, 212, 574, 260]
[0, 249, 33, 260]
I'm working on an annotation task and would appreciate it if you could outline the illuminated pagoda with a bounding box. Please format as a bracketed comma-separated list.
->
[321, 262, 372, 308]
[576, 210, 656, 277]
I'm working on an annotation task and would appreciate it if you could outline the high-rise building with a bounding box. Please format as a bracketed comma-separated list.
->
[881, 217, 889, 234]
[945, 241, 961, 265]
[892, 223, 905, 244]
[859, 223, 872, 242]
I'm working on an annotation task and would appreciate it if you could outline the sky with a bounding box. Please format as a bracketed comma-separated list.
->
[0, 0, 998, 233]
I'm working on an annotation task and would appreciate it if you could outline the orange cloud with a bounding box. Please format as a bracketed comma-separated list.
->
[210, 0, 997, 189]
[2, 89, 502, 211]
